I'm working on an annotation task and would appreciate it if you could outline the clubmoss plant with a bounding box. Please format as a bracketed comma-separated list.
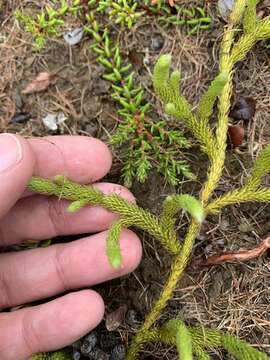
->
[31, 350, 71, 360]
[24, 1, 270, 358]
[85, 10, 193, 186]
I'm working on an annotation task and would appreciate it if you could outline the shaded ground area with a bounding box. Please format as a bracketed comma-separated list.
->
[0, 1, 270, 359]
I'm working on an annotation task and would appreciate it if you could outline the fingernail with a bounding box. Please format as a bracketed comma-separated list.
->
[0, 134, 22, 173]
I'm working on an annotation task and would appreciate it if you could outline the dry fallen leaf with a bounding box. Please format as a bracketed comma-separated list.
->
[42, 112, 67, 131]
[200, 236, 270, 266]
[21, 72, 55, 94]
[105, 305, 127, 331]
[128, 50, 144, 67]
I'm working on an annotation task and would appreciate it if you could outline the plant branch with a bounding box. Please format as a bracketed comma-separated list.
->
[126, 220, 201, 359]
[28, 176, 180, 254]
[207, 187, 270, 214]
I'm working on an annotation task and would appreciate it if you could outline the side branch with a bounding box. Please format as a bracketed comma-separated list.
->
[207, 187, 270, 214]
[153, 55, 216, 158]
[28, 176, 180, 254]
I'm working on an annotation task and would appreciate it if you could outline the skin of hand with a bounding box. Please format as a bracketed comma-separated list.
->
[0, 133, 142, 360]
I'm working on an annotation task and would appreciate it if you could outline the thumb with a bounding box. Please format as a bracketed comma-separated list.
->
[0, 134, 35, 218]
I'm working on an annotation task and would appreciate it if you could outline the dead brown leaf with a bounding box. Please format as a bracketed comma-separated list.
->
[21, 72, 55, 94]
[105, 305, 127, 331]
[201, 236, 270, 267]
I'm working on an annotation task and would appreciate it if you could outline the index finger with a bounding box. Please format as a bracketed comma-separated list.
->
[28, 135, 112, 184]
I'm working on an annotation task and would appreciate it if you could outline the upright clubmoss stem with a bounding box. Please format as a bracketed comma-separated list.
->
[127, 2, 248, 358]
[201, 0, 247, 203]
[126, 221, 200, 359]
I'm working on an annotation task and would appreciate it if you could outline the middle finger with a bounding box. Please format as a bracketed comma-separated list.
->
[0, 229, 142, 309]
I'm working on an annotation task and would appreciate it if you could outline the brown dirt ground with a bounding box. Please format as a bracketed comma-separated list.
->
[0, 0, 270, 359]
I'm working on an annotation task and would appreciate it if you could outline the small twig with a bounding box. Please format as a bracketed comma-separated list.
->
[200, 236, 270, 267]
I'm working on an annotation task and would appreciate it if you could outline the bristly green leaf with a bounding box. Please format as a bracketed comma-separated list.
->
[191, 343, 211, 360]
[153, 54, 216, 159]
[67, 199, 88, 213]
[189, 327, 222, 349]
[175, 323, 193, 360]
[231, 18, 270, 65]
[165, 102, 178, 117]
[243, 0, 258, 34]
[157, 324, 270, 360]
[162, 194, 205, 225]
[222, 333, 269, 360]
[189, 327, 269, 360]
[153, 54, 171, 93]
[198, 72, 228, 123]
[160, 320, 193, 360]
[169, 70, 181, 97]
[107, 221, 123, 268]
[107, 219, 133, 268]
[245, 144, 270, 189]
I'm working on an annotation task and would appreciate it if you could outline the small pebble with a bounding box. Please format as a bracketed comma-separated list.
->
[81, 333, 98, 356]
[151, 36, 164, 51]
[10, 112, 32, 124]
[229, 97, 256, 122]
[110, 344, 126, 360]
[72, 349, 81, 360]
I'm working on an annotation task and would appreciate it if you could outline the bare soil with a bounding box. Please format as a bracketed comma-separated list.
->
[0, 1, 270, 359]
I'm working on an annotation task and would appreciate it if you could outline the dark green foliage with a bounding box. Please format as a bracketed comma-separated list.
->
[15, 0, 81, 49]
[85, 10, 193, 186]
[97, 0, 143, 28]
[143, 1, 212, 34]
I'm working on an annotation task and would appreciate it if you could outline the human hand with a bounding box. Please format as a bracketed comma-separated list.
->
[0, 134, 142, 360]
